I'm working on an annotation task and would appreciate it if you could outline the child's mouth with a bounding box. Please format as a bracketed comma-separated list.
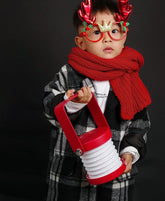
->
[103, 47, 113, 53]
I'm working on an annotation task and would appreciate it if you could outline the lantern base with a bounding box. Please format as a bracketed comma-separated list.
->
[87, 162, 126, 185]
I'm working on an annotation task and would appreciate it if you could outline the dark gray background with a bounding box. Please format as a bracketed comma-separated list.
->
[0, 0, 164, 200]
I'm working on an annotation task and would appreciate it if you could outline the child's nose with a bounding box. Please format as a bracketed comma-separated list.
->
[102, 32, 112, 43]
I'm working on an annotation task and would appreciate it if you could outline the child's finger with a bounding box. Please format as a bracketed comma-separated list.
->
[86, 86, 92, 94]
[81, 87, 92, 97]
[66, 89, 75, 98]
[82, 87, 92, 101]
[77, 89, 84, 97]
[121, 153, 133, 173]
[81, 87, 88, 95]
[123, 161, 132, 173]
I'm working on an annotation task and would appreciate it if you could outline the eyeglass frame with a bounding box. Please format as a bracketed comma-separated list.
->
[78, 21, 129, 43]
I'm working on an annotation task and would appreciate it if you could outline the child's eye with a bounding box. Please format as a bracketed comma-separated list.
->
[94, 30, 101, 35]
[112, 29, 119, 34]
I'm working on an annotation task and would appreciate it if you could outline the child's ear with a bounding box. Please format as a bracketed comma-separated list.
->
[75, 36, 86, 50]
[122, 33, 127, 47]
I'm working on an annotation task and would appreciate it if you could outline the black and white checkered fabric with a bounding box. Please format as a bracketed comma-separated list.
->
[43, 64, 150, 201]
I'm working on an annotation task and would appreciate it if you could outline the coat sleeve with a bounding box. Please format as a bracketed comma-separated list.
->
[43, 65, 83, 127]
[120, 108, 151, 161]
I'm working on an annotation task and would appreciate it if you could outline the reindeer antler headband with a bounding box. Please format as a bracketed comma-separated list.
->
[115, 0, 133, 22]
[78, 0, 96, 25]
[78, 0, 133, 24]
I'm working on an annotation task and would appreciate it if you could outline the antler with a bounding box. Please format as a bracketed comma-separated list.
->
[78, 0, 96, 25]
[115, 0, 133, 22]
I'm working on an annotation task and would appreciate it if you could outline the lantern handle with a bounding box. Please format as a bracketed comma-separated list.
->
[54, 92, 110, 155]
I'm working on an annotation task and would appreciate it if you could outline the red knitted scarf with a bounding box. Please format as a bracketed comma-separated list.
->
[68, 46, 151, 120]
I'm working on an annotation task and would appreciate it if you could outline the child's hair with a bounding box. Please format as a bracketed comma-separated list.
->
[73, 0, 119, 29]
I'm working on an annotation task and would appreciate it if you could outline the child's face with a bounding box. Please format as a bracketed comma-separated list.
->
[75, 10, 127, 59]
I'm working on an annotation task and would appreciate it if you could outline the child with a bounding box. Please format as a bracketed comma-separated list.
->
[43, 0, 151, 200]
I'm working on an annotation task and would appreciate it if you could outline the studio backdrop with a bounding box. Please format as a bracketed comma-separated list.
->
[0, 0, 164, 201]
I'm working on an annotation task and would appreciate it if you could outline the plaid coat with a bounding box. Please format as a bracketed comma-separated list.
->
[43, 64, 150, 201]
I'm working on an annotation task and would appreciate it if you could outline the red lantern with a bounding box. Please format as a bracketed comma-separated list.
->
[54, 93, 126, 185]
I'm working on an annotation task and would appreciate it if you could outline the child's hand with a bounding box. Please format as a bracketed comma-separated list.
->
[66, 87, 92, 104]
[121, 153, 133, 173]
